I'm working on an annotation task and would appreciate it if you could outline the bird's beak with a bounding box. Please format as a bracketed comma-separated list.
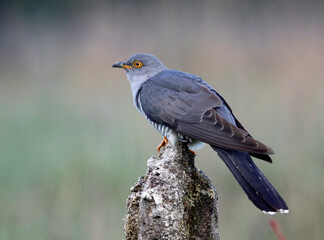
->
[112, 61, 132, 69]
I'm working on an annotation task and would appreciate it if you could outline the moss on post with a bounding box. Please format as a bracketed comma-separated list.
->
[124, 142, 219, 240]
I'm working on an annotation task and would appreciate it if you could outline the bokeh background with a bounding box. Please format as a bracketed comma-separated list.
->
[1, 1, 324, 239]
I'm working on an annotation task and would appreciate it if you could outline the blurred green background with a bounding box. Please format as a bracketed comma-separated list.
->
[1, 1, 324, 239]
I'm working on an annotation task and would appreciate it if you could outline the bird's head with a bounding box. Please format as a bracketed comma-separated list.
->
[112, 53, 167, 84]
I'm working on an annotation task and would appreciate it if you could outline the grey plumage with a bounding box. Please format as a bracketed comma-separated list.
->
[112, 53, 288, 214]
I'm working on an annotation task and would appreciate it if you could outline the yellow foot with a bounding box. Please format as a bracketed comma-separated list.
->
[189, 149, 196, 155]
[157, 137, 168, 152]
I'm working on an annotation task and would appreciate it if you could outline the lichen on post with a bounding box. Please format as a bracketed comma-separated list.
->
[124, 142, 220, 240]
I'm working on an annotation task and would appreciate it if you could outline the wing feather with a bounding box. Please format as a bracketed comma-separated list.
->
[139, 70, 274, 156]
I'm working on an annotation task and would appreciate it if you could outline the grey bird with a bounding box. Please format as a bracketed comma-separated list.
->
[112, 53, 289, 214]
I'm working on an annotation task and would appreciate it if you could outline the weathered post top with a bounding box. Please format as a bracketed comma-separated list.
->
[124, 143, 219, 240]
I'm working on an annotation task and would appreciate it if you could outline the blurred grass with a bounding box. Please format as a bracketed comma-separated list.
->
[1, 1, 324, 239]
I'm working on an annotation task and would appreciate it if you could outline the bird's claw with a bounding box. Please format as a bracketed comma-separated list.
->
[157, 137, 168, 152]
[189, 149, 196, 155]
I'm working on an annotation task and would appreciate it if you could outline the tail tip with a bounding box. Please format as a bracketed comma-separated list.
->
[267, 146, 276, 155]
[263, 209, 289, 215]
[279, 209, 289, 214]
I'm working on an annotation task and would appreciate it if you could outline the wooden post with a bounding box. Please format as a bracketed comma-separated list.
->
[124, 142, 220, 240]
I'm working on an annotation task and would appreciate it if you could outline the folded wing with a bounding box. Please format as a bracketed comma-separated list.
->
[139, 70, 274, 156]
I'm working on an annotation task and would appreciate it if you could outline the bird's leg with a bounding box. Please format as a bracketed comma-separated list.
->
[189, 149, 196, 155]
[157, 137, 168, 152]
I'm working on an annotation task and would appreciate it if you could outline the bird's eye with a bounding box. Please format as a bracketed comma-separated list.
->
[133, 60, 143, 68]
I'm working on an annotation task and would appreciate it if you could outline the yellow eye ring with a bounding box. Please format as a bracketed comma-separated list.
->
[133, 60, 143, 68]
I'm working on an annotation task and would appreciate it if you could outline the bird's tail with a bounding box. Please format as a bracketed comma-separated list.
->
[211, 146, 289, 214]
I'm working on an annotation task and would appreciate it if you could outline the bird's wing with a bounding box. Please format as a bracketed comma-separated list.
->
[139, 71, 274, 155]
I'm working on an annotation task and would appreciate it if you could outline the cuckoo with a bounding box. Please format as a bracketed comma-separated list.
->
[112, 53, 289, 214]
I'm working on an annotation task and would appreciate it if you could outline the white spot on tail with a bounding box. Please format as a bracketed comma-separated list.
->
[263, 211, 276, 215]
[279, 209, 289, 214]
[263, 209, 289, 215]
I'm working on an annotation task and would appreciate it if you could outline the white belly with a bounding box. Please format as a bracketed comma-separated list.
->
[165, 128, 206, 152]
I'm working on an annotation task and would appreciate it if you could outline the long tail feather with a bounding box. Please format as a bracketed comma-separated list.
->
[212, 146, 288, 214]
